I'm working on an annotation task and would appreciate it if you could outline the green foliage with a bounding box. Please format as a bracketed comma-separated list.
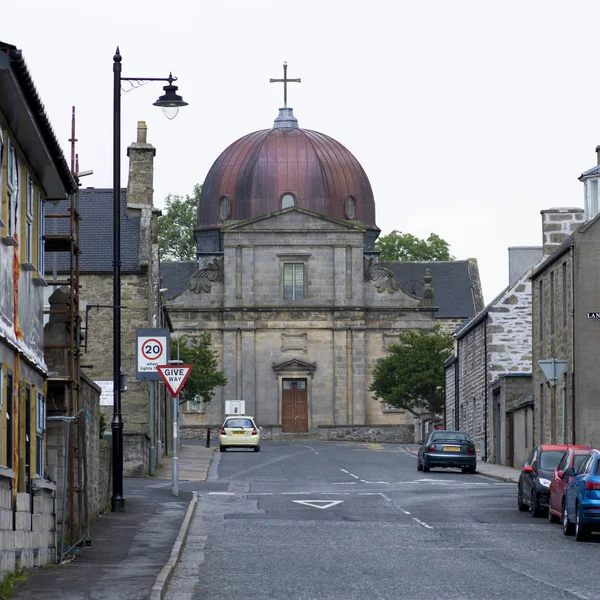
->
[375, 230, 453, 262]
[369, 324, 453, 416]
[0, 565, 27, 598]
[170, 331, 227, 406]
[99, 413, 107, 439]
[158, 184, 201, 262]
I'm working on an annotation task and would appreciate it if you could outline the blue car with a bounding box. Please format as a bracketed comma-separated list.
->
[562, 449, 600, 541]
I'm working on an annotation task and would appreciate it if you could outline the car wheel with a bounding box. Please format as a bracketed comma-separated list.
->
[548, 497, 559, 523]
[220, 446, 227, 452]
[562, 501, 575, 536]
[517, 486, 529, 512]
[575, 505, 589, 542]
[423, 462, 430, 473]
[254, 445, 260, 452]
[469, 465, 477, 474]
[417, 458, 423, 471]
[531, 491, 542, 518]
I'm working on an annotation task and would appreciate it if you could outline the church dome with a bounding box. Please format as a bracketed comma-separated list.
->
[197, 108, 377, 231]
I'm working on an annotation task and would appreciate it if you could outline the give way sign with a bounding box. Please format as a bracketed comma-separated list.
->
[157, 365, 193, 397]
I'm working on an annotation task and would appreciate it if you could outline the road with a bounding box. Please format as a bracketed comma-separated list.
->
[167, 442, 600, 600]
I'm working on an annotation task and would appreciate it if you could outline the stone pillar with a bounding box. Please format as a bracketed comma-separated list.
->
[222, 329, 238, 407]
[352, 328, 366, 425]
[333, 328, 348, 424]
[241, 330, 256, 418]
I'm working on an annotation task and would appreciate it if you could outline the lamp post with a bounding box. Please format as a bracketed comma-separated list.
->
[112, 48, 187, 512]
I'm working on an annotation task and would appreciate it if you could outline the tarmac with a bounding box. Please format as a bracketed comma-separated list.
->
[10, 442, 521, 600]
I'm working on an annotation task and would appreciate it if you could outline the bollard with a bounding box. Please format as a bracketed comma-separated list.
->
[206, 427, 211, 448]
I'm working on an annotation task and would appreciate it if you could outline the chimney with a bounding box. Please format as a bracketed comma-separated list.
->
[596, 145, 600, 165]
[126, 120, 156, 209]
[541, 208, 584, 256]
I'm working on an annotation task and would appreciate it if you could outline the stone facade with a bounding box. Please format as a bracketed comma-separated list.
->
[531, 208, 600, 448]
[166, 208, 437, 439]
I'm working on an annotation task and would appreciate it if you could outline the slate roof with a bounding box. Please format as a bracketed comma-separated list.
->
[379, 260, 478, 319]
[45, 188, 141, 274]
[160, 262, 198, 300]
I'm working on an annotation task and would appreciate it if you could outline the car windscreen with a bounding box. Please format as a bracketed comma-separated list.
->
[539, 450, 565, 471]
[225, 419, 254, 428]
[430, 433, 468, 443]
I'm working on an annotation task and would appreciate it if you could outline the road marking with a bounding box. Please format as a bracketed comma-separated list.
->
[341, 469, 361, 479]
[208, 492, 236, 495]
[380, 493, 391, 502]
[332, 482, 357, 485]
[413, 518, 433, 529]
[292, 500, 344, 509]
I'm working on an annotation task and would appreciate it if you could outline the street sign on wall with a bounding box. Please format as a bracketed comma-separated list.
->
[136, 328, 170, 380]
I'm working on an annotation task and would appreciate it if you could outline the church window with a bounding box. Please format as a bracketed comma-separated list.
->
[283, 263, 304, 300]
[219, 195, 231, 220]
[281, 193, 295, 209]
[345, 196, 356, 219]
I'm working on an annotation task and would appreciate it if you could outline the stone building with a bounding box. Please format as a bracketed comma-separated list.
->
[47, 122, 171, 477]
[444, 246, 541, 463]
[531, 169, 600, 447]
[0, 41, 77, 578]
[161, 105, 483, 440]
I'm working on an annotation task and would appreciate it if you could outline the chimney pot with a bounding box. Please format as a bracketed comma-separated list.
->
[595, 145, 600, 166]
[137, 121, 148, 144]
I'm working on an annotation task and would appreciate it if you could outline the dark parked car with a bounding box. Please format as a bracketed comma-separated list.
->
[562, 449, 600, 541]
[517, 444, 587, 517]
[548, 446, 590, 523]
[417, 430, 476, 474]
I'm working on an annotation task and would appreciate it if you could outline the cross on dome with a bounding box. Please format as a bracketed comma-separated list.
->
[269, 62, 301, 107]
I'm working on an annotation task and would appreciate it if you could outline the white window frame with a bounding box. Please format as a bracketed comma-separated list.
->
[283, 263, 305, 300]
[25, 174, 34, 265]
[7, 142, 19, 238]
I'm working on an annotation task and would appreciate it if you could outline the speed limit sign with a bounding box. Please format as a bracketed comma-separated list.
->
[136, 328, 170, 380]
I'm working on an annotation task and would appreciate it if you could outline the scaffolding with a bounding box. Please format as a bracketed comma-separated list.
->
[43, 107, 89, 556]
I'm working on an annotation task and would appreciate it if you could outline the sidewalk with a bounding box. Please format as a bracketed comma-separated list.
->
[13, 443, 215, 600]
[403, 444, 521, 483]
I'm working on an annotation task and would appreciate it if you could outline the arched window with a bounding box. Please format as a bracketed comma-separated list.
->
[281, 193, 295, 209]
[219, 195, 231, 220]
[345, 196, 356, 219]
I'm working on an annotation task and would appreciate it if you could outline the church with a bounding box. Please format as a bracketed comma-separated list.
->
[161, 72, 483, 440]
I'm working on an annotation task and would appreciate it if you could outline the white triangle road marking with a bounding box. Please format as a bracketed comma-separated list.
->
[292, 500, 344, 510]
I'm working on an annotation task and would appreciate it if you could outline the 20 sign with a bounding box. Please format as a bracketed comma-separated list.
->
[136, 328, 170, 381]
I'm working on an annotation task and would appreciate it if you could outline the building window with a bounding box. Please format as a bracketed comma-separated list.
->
[562, 262, 567, 328]
[550, 271, 555, 335]
[0, 130, 4, 227]
[281, 193, 295, 209]
[36, 390, 46, 478]
[37, 192, 45, 275]
[283, 263, 305, 299]
[539, 383, 545, 443]
[345, 196, 356, 219]
[0, 367, 3, 463]
[538, 280, 543, 341]
[25, 174, 34, 265]
[7, 142, 19, 239]
[219, 195, 230, 220]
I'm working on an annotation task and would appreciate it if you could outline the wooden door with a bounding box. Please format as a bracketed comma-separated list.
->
[282, 379, 308, 433]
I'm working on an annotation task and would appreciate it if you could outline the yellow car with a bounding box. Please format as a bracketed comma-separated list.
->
[219, 416, 261, 452]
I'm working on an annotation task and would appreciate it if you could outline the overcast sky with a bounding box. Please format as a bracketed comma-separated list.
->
[5, 1, 600, 303]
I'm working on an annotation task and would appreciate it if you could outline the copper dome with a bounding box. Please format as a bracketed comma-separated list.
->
[197, 108, 377, 231]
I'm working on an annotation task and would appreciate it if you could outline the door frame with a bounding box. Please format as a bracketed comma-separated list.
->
[277, 371, 312, 432]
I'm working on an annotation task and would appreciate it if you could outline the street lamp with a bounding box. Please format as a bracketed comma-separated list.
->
[112, 48, 187, 512]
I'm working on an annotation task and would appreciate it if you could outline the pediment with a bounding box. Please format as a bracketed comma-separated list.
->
[272, 358, 317, 374]
[224, 207, 364, 233]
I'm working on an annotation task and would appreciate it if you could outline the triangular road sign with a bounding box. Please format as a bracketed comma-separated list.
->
[157, 364, 193, 397]
[292, 500, 344, 510]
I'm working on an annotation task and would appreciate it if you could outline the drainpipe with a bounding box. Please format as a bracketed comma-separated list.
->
[455, 343, 460, 430]
[570, 242, 576, 444]
[484, 319, 488, 462]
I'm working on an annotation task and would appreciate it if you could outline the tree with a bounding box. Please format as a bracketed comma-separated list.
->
[369, 325, 453, 416]
[158, 184, 201, 261]
[171, 331, 227, 406]
[375, 230, 453, 262]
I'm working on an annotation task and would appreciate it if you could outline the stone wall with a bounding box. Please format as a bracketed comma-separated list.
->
[318, 424, 415, 443]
